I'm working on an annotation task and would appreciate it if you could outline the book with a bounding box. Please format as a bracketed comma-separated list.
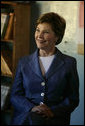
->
[1, 42, 13, 75]
[1, 85, 10, 110]
[1, 13, 10, 39]
[1, 54, 12, 76]
[4, 13, 14, 40]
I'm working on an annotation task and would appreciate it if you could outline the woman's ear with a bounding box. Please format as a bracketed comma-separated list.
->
[55, 37, 58, 43]
[55, 36, 59, 45]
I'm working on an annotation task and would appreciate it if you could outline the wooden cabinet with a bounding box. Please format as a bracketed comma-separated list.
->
[1, 1, 31, 78]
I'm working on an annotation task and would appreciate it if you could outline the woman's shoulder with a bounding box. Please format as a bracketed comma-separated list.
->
[18, 51, 36, 65]
[57, 48, 76, 63]
[61, 52, 77, 64]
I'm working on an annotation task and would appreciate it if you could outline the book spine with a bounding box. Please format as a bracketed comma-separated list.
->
[1, 14, 10, 39]
[4, 13, 14, 40]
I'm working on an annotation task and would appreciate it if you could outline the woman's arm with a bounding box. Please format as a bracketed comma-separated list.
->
[10, 60, 35, 113]
[51, 59, 79, 116]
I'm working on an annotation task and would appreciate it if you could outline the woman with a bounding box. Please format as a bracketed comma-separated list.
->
[10, 12, 79, 125]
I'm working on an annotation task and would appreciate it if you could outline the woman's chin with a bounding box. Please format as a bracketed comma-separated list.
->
[37, 46, 47, 50]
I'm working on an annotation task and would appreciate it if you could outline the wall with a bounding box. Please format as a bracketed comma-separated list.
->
[30, 1, 79, 53]
[64, 52, 84, 125]
[30, 1, 84, 125]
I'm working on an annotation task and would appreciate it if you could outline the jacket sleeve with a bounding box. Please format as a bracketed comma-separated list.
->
[51, 58, 79, 116]
[10, 59, 35, 113]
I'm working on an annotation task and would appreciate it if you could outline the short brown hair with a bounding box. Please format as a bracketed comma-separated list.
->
[36, 12, 66, 45]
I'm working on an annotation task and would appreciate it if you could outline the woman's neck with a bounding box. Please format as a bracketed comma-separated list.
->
[39, 47, 56, 57]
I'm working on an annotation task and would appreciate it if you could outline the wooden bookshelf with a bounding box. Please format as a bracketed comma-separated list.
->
[1, 1, 31, 78]
[1, 2, 31, 122]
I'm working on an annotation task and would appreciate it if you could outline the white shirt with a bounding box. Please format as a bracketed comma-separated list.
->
[39, 55, 55, 75]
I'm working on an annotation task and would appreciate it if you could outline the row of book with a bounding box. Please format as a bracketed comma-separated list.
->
[1, 12, 14, 40]
[1, 7, 14, 76]
[1, 76, 12, 110]
[1, 41, 13, 76]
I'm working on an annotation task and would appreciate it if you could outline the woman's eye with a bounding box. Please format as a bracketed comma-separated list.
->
[36, 29, 40, 32]
[44, 31, 49, 33]
[35, 29, 49, 34]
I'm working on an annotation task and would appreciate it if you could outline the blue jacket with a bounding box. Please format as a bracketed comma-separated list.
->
[10, 48, 79, 125]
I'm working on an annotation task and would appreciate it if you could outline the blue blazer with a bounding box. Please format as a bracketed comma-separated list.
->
[10, 48, 79, 125]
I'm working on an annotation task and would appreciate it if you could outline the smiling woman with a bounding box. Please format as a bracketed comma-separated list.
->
[35, 12, 66, 57]
[36, 12, 66, 45]
[10, 12, 79, 125]
[35, 23, 57, 55]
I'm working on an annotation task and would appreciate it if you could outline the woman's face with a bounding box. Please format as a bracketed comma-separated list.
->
[35, 23, 57, 50]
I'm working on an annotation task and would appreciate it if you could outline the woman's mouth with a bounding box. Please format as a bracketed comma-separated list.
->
[37, 39, 46, 43]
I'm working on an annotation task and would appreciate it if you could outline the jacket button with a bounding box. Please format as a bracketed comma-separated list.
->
[40, 102, 44, 105]
[41, 82, 45, 86]
[41, 93, 44, 96]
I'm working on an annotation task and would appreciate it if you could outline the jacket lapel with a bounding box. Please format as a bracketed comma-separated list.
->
[28, 49, 44, 80]
[45, 48, 64, 79]
[28, 48, 64, 80]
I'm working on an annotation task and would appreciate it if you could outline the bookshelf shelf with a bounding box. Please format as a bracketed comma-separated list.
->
[1, 73, 13, 78]
[1, 1, 17, 6]
[1, 39, 14, 43]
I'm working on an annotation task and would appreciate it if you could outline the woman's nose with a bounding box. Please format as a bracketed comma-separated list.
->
[38, 32, 44, 38]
